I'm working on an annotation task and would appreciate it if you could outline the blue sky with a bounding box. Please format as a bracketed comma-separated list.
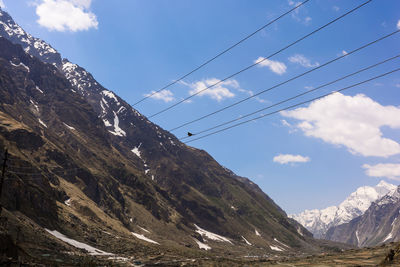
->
[2, 0, 400, 214]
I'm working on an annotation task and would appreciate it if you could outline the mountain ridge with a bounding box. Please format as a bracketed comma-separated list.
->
[0, 8, 335, 264]
[290, 180, 396, 238]
[325, 185, 400, 247]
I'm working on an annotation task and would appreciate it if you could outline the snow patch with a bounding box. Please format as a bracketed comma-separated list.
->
[108, 112, 126, 137]
[382, 232, 393, 243]
[45, 229, 113, 255]
[63, 123, 75, 130]
[64, 198, 71, 206]
[270, 245, 284, 252]
[255, 229, 261, 236]
[10, 61, 30, 72]
[131, 146, 142, 159]
[101, 90, 119, 105]
[274, 238, 290, 248]
[138, 226, 150, 233]
[242, 236, 252, 245]
[35, 86, 44, 94]
[194, 224, 232, 244]
[38, 118, 47, 128]
[131, 232, 159, 244]
[194, 239, 211, 250]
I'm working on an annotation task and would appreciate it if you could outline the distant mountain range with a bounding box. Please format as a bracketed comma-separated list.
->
[326, 185, 400, 247]
[0, 7, 340, 264]
[290, 180, 396, 238]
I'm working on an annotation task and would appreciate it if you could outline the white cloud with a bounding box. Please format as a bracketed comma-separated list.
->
[289, 54, 319, 68]
[144, 89, 174, 103]
[273, 154, 310, 164]
[281, 119, 292, 127]
[35, 0, 98, 32]
[0, 0, 5, 9]
[181, 78, 239, 102]
[288, 1, 311, 25]
[332, 6, 340, 12]
[254, 57, 287, 75]
[363, 163, 400, 180]
[281, 93, 400, 157]
[397, 20, 400, 30]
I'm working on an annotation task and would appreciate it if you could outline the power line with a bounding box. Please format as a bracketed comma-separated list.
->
[148, 0, 373, 119]
[180, 54, 400, 140]
[171, 29, 399, 132]
[184, 67, 400, 143]
[132, 0, 311, 107]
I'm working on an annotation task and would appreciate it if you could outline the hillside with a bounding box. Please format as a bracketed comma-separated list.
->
[0, 8, 335, 264]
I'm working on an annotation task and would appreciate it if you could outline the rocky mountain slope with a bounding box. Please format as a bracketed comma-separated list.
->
[290, 181, 396, 238]
[325, 185, 400, 247]
[0, 8, 337, 264]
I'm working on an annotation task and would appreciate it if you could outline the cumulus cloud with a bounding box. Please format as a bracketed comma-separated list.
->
[144, 89, 174, 103]
[289, 54, 319, 68]
[397, 20, 400, 30]
[0, 0, 5, 9]
[35, 0, 98, 32]
[281, 93, 400, 157]
[180, 78, 240, 102]
[273, 154, 310, 164]
[363, 163, 400, 180]
[254, 57, 287, 75]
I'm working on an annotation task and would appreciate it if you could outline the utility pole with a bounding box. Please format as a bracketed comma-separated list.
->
[0, 149, 8, 216]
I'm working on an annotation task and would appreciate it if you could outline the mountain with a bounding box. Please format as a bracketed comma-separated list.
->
[0, 8, 335, 264]
[289, 181, 396, 238]
[325, 185, 400, 247]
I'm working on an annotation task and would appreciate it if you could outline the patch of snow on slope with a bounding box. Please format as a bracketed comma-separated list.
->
[35, 86, 44, 94]
[382, 232, 393, 243]
[138, 226, 150, 233]
[108, 111, 126, 137]
[101, 90, 119, 105]
[10, 61, 29, 71]
[194, 239, 211, 250]
[131, 232, 159, 244]
[270, 245, 283, 252]
[255, 229, 261, 236]
[274, 238, 290, 248]
[242, 236, 252, 245]
[38, 118, 47, 128]
[64, 198, 71, 206]
[63, 123, 75, 130]
[45, 229, 113, 255]
[194, 224, 232, 244]
[131, 146, 142, 159]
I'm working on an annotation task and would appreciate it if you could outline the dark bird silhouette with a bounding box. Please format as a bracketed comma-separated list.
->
[187, 132, 193, 137]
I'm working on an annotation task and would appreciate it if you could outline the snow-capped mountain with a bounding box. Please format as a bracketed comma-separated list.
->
[325, 185, 400, 247]
[290, 180, 396, 238]
[0, 8, 325, 263]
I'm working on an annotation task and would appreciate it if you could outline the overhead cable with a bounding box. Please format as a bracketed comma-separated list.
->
[132, 0, 311, 106]
[184, 67, 400, 143]
[148, 0, 373, 119]
[180, 53, 400, 140]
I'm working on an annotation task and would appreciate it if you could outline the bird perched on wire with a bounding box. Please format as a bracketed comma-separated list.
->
[187, 132, 193, 137]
